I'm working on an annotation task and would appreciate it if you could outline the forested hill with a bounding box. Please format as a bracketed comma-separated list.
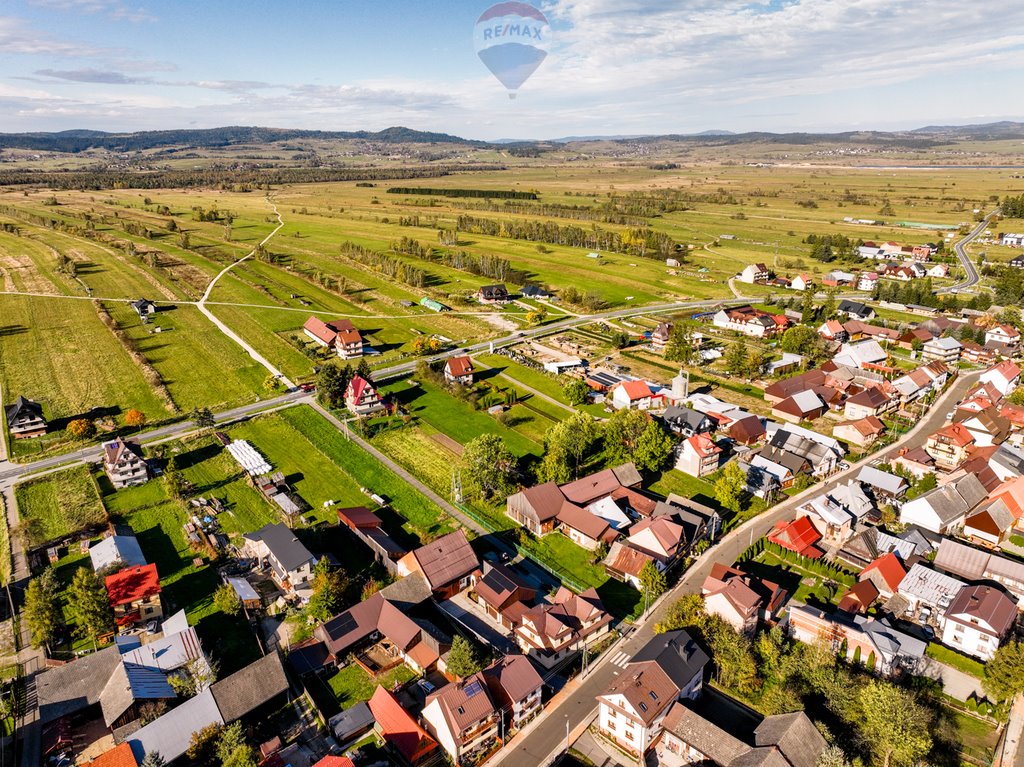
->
[0, 126, 484, 153]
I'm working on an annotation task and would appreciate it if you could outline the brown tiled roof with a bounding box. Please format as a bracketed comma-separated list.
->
[837, 580, 879, 613]
[426, 672, 496, 739]
[336, 506, 380, 530]
[445, 356, 473, 377]
[556, 503, 613, 542]
[483, 654, 542, 705]
[103, 437, 142, 467]
[602, 662, 678, 724]
[474, 563, 535, 610]
[605, 541, 654, 579]
[406, 530, 478, 590]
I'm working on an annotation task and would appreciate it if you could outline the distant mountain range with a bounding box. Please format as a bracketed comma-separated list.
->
[1, 121, 1022, 153]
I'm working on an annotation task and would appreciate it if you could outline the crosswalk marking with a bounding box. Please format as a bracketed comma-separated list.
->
[608, 651, 631, 668]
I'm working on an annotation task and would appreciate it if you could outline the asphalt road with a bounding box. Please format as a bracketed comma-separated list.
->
[940, 210, 998, 294]
[491, 368, 982, 767]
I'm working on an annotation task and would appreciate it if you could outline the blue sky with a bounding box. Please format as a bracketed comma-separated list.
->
[2, 0, 1023, 140]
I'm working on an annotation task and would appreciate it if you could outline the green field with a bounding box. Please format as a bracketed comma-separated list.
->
[14, 465, 106, 547]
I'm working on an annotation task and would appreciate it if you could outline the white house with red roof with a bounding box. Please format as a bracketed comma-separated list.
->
[985, 324, 1021, 351]
[675, 434, 722, 477]
[791, 274, 814, 292]
[303, 316, 364, 359]
[610, 379, 661, 411]
[345, 375, 385, 415]
[980, 360, 1021, 398]
[767, 517, 823, 558]
[817, 320, 848, 343]
[443, 356, 474, 386]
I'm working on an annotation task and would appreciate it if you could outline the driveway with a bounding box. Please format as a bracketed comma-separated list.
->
[439, 591, 518, 655]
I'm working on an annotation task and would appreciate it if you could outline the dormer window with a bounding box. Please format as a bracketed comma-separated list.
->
[649, 691, 658, 701]
[639, 702, 648, 712]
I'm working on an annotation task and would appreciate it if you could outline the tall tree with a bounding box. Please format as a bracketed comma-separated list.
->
[539, 412, 601, 481]
[603, 409, 650, 465]
[562, 378, 591, 406]
[633, 420, 674, 473]
[24, 569, 60, 650]
[639, 561, 667, 603]
[306, 558, 348, 623]
[984, 641, 1024, 701]
[779, 325, 827, 364]
[713, 462, 747, 514]
[461, 434, 519, 500]
[856, 681, 932, 767]
[213, 584, 242, 617]
[190, 407, 215, 430]
[446, 635, 483, 679]
[316, 362, 353, 408]
[724, 339, 750, 378]
[68, 567, 114, 644]
[664, 323, 698, 364]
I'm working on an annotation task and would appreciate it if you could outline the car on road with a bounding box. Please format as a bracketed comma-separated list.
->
[299, 382, 316, 392]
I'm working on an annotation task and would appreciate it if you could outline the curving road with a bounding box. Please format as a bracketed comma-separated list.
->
[490, 369, 982, 767]
[940, 209, 998, 294]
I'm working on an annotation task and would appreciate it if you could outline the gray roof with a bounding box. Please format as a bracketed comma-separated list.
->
[611, 462, 643, 488]
[90, 535, 147, 572]
[629, 629, 710, 687]
[662, 405, 711, 431]
[857, 617, 927, 662]
[901, 474, 988, 528]
[128, 688, 224, 764]
[662, 702, 751, 765]
[209, 651, 289, 722]
[857, 466, 908, 496]
[838, 300, 872, 317]
[329, 701, 375, 742]
[245, 522, 315, 573]
[5, 395, 42, 425]
[38, 645, 121, 724]
[753, 711, 827, 767]
[991, 444, 1024, 477]
[378, 571, 432, 611]
[100, 661, 175, 727]
[898, 563, 965, 608]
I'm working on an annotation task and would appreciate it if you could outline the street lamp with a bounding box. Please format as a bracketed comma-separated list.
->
[565, 715, 569, 753]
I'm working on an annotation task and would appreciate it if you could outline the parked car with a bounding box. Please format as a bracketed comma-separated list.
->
[417, 679, 435, 694]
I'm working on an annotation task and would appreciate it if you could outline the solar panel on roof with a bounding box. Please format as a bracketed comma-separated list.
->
[484, 569, 516, 595]
[329, 613, 357, 639]
[464, 680, 483, 697]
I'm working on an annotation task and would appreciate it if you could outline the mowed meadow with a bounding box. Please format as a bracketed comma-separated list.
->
[0, 161, 1018, 453]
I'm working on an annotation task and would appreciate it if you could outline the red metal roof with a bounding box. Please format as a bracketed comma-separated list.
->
[84, 743, 138, 767]
[104, 563, 160, 607]
[860, 552, 906, 592]
[618, 380, 654, 400]
[312, 758, 355, 767]
[368, 686, 438, 764]
[445, 355, 474, 378]
[767, 517, 822, 558]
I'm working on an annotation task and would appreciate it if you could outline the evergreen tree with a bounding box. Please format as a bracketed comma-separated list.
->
[24, 569, 60, 650]
[446, 635, 483, 679]
[68, 567, 114, 645]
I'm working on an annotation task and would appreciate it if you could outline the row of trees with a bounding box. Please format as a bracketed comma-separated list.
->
[338, 240, 427, 288]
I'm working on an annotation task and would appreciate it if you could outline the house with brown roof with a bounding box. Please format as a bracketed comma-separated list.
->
[652, 322, 673, 352]
[739, 263, 770, 284]
[712, 305, 789, 338]
[985, 325, 1022, 353]
[303, 316, 364, 359]
[369, 686, 439, 766]
[336, 506, 406, 571]
[5, 395, 46, 439]
[422, 672, 500, 766]
[604, 542, 656, 589]
[471, 562, 537, 630]
[837, 580, 880, 614]
[925, 423, 976, 470]
[771, 390, 828, 424]
[701, 564, 786, 635]
[397, 529, 479, 600]
[444, 355, 474, 386]
[483, 654, 543, 733]
[516, 587, 612, 668]
[345, 375, 385, 415]
[833, 416, 886, 448]
[103, 438, 150, 489]
[596, 630, 710, 756]
[941, 585, 1016, 660]
[729, 414, 766, 445]
[627, 516, 686, 566]
[844, 387, 897, 420]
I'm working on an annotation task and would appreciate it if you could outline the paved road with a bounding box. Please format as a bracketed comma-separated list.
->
[490, 369, 981, 767]
[940, 210, 997, 294]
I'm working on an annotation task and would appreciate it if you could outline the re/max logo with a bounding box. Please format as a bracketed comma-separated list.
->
[482, 23, 543, 41]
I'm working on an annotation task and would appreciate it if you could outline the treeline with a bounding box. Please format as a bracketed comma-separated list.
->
[454, 214, 681, 258]
[805, 233, 861, 262]
[1001, 194, 1024, 218]
[387, 187, 537, 200]
[338, 241, 427, 288]
[460, 199, 649, 227]
[391, 235, 527, 284]
[0, 164, 505, 190]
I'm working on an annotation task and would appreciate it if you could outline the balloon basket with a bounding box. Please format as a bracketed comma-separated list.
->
[508, 93, 517, 100]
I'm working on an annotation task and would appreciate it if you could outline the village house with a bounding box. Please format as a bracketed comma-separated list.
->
[596, 630, 710, 757]
[927, 263, 949, 278]
[859, 553, 907, 599]
[397, 529, 479, 600]
[610, 379, 662, 410]
[941, 585, 1017, 661]
[472, 562, 537, 630]
[90, 534, 146, 573]
[444, 355, 475, 386]
[924, 423, 976, 470]
[899, 473, 987, 534]
[477, 284, 510, 304]
[483, 654, 544, 733]
[833, 416, 886, 448]
[103, 437, 150, 489]
[833, 339, 889, 371]
[516, 587, 612, 668]
[922, 336, 962, 365]
[981, 360, 1022, 397]
[5, 395, 47, 438]
[767, 516, 823, 558]
[837, 300, 875, 321]
[934, 538, 1024, 607]
[985, 324, 1021, 352]
[422, 673, 500, 765]
[675, 433, 722, 477]
[857, 466, 908, 501]
[898, 563, 967, 624]
[337, 506, 406, 571]
[345, 375, 385, 415]
[955, 407, 1012, 448]
[712, 305, 789, 338]
[242, 522, 317, 595]
[729, 414, 767, 446]
[106, 563, 163, 632]
[857, 272, 880, 291]
[817, 319, 849, 343]
[303, 316, 364, 359]
[657, 703, 826, 767]
[897, 327, 935, 350]
[738, 263, 770, 284]
[369, 686, 440, 766]
[131, 298, 157, 320]
[795, 482, 874, 547]
[701, 563, 786, 636]
[652, 322, 672, 352]
[843, 387, 897, 420]
[771, 390, 828, 424]
[661, 404, 715, 437]
[790, 273, 814, 292]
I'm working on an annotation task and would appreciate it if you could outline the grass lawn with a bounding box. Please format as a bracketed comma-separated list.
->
[327, 663, 417, 710]
[927, 643, 986, 679]
[280, 405, 456, 542]
[746, 550, 853, 609]
[15, 465, 106, 546]
[647, 468, 765, 530]
[952, 710, 1000, 762]
[474, 354, 606, 418]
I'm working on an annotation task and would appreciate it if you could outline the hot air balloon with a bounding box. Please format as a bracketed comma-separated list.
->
[473, 2, 551, 99]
